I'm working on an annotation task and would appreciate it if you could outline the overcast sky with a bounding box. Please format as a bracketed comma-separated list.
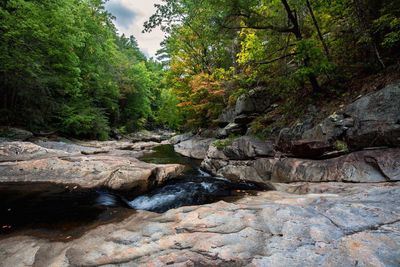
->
[105, 0, 164, 58]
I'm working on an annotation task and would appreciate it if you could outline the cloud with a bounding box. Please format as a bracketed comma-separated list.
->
[105, 0, 165, 58]
[106, 1, 137, 30]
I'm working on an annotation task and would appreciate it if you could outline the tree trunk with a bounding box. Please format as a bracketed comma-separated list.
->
[281, 0, 322, 93]
[306, 0, 330, 59]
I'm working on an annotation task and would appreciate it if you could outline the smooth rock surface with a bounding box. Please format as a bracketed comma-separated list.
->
[0, 142, 69, 162]
[0, 141, 184, 192]
[1, 183, 399, 266]
[0, 155, 184, 191]
[174, 138, 215, 159]
[203, 148, 400, 185]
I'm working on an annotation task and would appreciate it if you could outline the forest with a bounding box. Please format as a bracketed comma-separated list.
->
[1, 0, 399, 139]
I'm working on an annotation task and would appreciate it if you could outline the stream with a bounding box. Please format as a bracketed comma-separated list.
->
[0, 145, 265, 240]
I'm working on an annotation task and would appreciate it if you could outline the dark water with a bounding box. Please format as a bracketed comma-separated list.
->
[131, 145, 265, 212]
[0, 183, 134, 241]
[0, 145, 265, 240]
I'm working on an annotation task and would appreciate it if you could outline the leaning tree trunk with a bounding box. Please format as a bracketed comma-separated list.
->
[306, 0, 330, 59]
[281, 0, 322, 93]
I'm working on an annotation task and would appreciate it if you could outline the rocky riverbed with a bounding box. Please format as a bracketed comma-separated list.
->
[0, 83, 399, 266]
[0, 183, 399, 266]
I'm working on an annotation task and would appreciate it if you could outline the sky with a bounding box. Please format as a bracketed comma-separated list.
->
[105, 0, 165, 58]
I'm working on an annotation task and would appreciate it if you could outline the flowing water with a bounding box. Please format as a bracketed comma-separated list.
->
[0, 144, 265, 240]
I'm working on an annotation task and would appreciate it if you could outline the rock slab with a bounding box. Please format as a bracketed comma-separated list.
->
[0, 141, 184, 192]
[0, 183, 399, 266]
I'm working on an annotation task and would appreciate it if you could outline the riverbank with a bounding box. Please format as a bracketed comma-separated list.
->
[0, 82, 399, 266]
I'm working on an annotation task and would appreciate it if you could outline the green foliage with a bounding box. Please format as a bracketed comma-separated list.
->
[155, 89, 182, 129]
[0, 0, 182, 138]
[60, 101, 110, 140]
[2, 0, 399, 137]
[213, 135, 238, 150]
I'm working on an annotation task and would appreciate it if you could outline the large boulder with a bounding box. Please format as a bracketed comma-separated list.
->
[235, 87, 271, 116]
[217, 107, 235, 127]
[128, 130, 176, 143]
[0, 127, 33, 141]
[0, 141, 184, 192]
[208, 136, 275, 160]
[0, 155, 184, 192]
[1, 183, 399, 266]
[217, 122, 246, 138]
[303, 82, 400, 149]
[203, 148, 400, 185]
[0, 141, 69, 162]
[270, 148, 400, 183]
[277, 139, 335, 159]
[167, 133, 194, 145]
[174, 138, 215, 159]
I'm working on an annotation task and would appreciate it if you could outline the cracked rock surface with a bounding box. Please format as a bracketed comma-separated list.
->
[0, 182, 399, 266]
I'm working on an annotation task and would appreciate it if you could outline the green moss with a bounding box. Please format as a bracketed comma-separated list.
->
[334, 140, 349, 152]
[213, 134, 238, 150]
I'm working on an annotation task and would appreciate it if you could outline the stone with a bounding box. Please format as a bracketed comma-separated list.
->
[174, 138, 215, 159]
[217, 122, 246, 138]
[278, 139, 334, 159]
[128, 130, 175, 143]
[167, 133, 194, 145]
[0, 141, 69, 162]
[233, 114, 257, 125]
[303, 82, 400, 149]
[0, 141, 184, 192]
[0, 154, 184, 192]
[0, 127, 33, 141]
[208, 136, 275, 160]
[0, 183, 399, 266]
[344, 83, 400, 148]
[217, 107, 235, 127]
[235, 87, 271, 116]
[34, 140, 100, 154]
[203, 148, 400, 185]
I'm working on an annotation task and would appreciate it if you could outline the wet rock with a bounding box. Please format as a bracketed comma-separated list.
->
[0, 127, 33, 141]
[1, 183, 399, 266]
[174, 138, 215, 159]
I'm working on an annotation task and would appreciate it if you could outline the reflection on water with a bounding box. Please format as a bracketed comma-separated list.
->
[0, 183, 134, 241]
